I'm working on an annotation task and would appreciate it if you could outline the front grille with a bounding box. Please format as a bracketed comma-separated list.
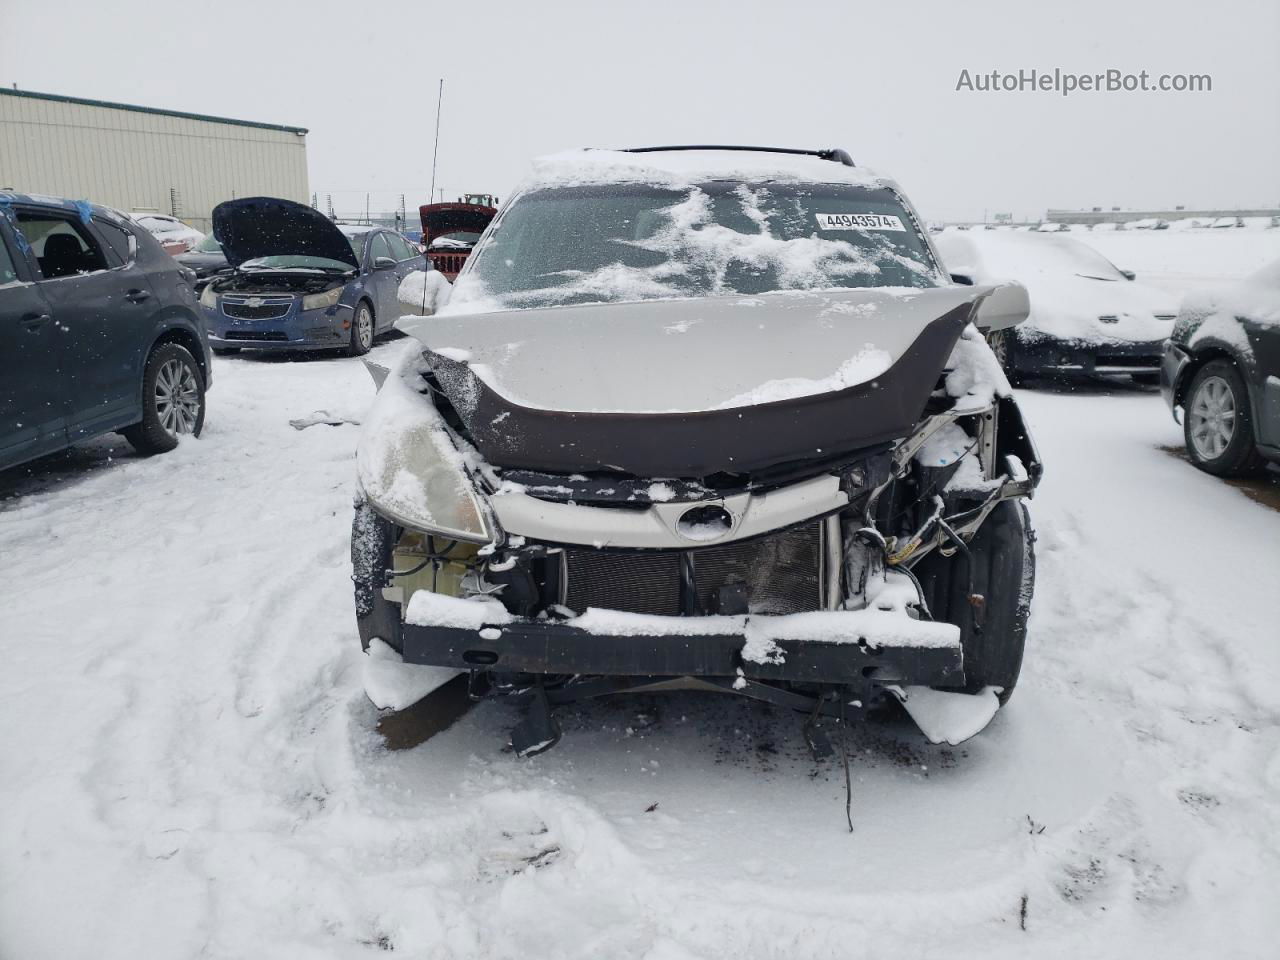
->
[224, 330, 288, 342]
[222, 296, 294, 320]
[562, 522, 824, 617]
[428, 252, 469, 277]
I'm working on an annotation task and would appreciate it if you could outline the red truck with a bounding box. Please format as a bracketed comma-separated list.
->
[418, 193, 498, 280]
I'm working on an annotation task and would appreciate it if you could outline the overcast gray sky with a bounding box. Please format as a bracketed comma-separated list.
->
[2, 0, 1276, 221]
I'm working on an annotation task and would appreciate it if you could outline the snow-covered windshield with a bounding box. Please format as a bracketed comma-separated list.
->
[193, 233, 222, 253]
[962, 234, 1128, 282]
[463, 182, 938, 308]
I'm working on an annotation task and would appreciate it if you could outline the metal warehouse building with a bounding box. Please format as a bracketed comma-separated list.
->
[0, 87, 308, 232]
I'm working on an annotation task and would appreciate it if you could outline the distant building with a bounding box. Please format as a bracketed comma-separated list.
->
[1047, 206, 1280, 225]
[0, 87, 308, 232]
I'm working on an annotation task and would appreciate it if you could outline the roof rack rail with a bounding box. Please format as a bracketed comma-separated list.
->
[620, 145, 855, 167]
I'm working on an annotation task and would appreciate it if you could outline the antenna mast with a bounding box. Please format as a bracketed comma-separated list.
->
[429, 79, 444, 201]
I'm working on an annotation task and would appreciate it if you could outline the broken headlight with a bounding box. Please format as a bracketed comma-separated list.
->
[356, 376, 494, 543]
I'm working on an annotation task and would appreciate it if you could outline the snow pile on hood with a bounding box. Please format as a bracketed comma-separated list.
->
[715, 343, 892, 408]
[524, 148, 888, 191]
[397, 269, 452, 315]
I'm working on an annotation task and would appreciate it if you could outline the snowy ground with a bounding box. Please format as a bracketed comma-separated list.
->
[3, 240, 1280, 958]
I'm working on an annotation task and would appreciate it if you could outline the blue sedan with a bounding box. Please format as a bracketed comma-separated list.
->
[200, 197, 427, 356]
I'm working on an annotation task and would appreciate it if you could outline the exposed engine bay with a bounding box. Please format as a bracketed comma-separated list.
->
[206, 271, 348, 295]
[351, 283, 1040, 756]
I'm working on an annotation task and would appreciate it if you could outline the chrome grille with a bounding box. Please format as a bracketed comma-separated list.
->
[222, 295, 294, 320]
[562, 523, 823, 617]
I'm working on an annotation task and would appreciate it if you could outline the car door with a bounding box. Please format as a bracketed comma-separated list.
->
[13, 207, 156, 441]
[366, 232, 404, 331]
[0, 217, 66, 469]
[387, 232, 426, 321]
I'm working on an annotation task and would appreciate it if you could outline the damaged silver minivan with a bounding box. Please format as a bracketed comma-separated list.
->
[352, 146, 1041, 754]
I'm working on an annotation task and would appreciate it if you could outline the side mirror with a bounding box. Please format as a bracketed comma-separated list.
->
[950, 272, 974, 286]
[374, 256, 397, 269]
[973, 282, 1030, 332]
[1119, 269, 1135, 281]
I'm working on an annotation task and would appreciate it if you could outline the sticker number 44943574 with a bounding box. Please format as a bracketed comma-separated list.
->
[815, 212, 906, 231]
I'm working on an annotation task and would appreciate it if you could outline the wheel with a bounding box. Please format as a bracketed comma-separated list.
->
[911, 500, 1034, 705]
[1183, 359, 1264, 477]
[348, 301, 375, 356]
[352, 499, 402, 652]
[123, 343, 206, 455]
[212, 346, 241, 356]
[986, 329, 1021, 385]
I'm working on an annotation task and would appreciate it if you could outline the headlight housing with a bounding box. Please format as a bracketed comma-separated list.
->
[356, 365, 494, 543]
[199, 283, 217, 308]
[302, 285, 344, 311]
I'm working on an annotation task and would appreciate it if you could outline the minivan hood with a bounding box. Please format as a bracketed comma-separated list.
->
[399, 287, 996, 478]
[212, 197, 360, 270]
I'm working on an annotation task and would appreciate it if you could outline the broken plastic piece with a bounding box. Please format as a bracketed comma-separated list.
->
[884, 684, 1002, 745]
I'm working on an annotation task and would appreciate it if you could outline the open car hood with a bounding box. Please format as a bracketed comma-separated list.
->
[212, 197, 359, 270]
[419, 203, 497, 244]
[400, 287, 996, 478]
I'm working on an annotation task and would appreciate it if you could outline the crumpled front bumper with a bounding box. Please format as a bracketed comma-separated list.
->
[399, 609, 964, 687]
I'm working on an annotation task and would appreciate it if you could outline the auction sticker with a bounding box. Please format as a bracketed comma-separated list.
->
[816, 212, 906, 231]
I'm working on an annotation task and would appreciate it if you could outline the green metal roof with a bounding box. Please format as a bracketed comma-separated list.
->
[0, 87, 308, 135]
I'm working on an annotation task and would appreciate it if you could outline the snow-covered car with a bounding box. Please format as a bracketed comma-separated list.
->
[935, 231, 1178, 382]
[129, 212, 205, 254]
[1161, 260, 1280, 475]
[198, 198, 427, 355]
[352, 146, 1042, 754]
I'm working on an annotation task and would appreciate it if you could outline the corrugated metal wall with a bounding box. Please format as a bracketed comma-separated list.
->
[0, 92, 308, 232]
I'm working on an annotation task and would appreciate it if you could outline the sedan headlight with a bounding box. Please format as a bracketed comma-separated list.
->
[302, 285, 344, 311]
[356, 369, 493, 543]
[199, 283, 217, 308]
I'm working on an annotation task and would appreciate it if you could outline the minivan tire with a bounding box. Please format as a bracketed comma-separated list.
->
[123, 343, 206, 455]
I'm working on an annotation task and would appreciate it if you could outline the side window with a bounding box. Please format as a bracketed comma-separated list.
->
[371, 232, 396, 263]
[0, 232, 18, 285]
[15, 211, 110, 279]
[93, 218, 135, 266]
[391, 234, 417, 261]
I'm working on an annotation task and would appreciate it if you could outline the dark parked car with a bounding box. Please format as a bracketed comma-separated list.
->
[0, 192, 210, 472]
[200, 198, 427, 356]
[173, 233, 229, 292]
[1161, 260, 1280, 475]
